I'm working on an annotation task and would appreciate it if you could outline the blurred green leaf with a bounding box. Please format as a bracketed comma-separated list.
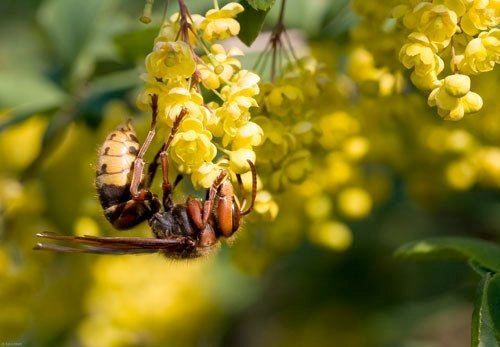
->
[113, 27, 159, 63]
[244, 0, 276, 11]
[320, 0, 358, 38]
[238, 2, 269, 46]
[282, 0, 334, 35]
[472, 273, 500, 347]
[38, 0, 105, 71]
[88, 69, 139, 95]
[0, 70, 66, 131]
[395, 237, 500, 273]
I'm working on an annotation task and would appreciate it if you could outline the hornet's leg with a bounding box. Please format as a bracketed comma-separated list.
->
[186, 171, 227, 230]
[143, 144, 165, 189]
[159, 108, 187, 209]
[144, 148, 183, 191]
[240, 160, 257, 216]
[130, 94, 160, 199]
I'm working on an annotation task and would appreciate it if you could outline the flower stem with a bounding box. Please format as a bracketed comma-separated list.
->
[270, 0, 287, 82]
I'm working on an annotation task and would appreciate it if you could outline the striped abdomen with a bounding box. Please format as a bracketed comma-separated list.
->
[95, 121, 158, 230]
[96, 120, 139, 209]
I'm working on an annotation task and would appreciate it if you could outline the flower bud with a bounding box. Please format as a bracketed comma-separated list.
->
[444, 74, 470, 97]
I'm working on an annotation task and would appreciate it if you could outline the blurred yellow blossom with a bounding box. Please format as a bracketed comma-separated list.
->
[253, 191, 279, 221]
[309, 221, 353, 251]
[337, 187, 373, 219]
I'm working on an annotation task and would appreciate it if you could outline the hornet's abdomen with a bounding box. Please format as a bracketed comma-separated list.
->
[96, 121, 139, 208]
[96, 121, 157, 230]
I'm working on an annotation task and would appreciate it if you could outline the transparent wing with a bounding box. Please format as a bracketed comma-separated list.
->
[34, 231, 195, 255]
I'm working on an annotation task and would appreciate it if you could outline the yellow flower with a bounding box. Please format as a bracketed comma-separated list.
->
[253, 191, 279, 221]
[197, 45, 243, 90]
[475, 147, 500, 187]
[342, 136, 370, 161]
[200, 2, 244, 42]
[428, 77, 483, 120]
[399, 32, 443, 77]
[164, 87, 210, 127]
[282, 57, 329, 99]
[78, 257, 216, 347]
[271, 150, 312, 190]
[222, 70, 260, 99]
[347, 47, 383, 82]
[191, 162, 221, 189]
[410, 70, 442, 90]
[445, 129, 476, 153]
[253, 116, 290, 165]
[324, 154, 353, 189]
[264, 84, 304, 117]
[393, 1, 432, 30]
[308, 220, 352, 251]
[204, 102, 224, 138]
[170, 119, 217, 173]
[445, 159, 477, 190]
[231, 122, 264, 150]
[461, 0, 500, 36]
[417, 4, 458, 48]
[443, 74, 470, 97]
[216, 71, 260, 137]
[305, 194, 332, 220]
[337, 187, 373, 219]
[460, 29, 500, 74]
[145, 41, 196, 79]
[227, 148, 256, 174]
[462, 91, 483, 114]
[197, 64, 221, 90]
[318, 111, 360, 149]
[438, 0, 468, 17]
[136, 74, 183, 115]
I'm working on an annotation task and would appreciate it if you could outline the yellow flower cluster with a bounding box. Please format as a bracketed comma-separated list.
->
[428, 74, 483, 120]
[347, 47, 405, 97]
[245, 52, 375, 250]
[137, 2, 262, 189]
[394, 0, 500, 120]
[78, 256, 222, 347]
[253, 57, 327, 193]
[297, 109, 373, 251]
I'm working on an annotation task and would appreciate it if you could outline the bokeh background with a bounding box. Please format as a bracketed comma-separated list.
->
[1, 0, 500, 346]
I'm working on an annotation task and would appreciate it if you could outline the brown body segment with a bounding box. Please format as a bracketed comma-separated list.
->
[216, 180, 239, 237]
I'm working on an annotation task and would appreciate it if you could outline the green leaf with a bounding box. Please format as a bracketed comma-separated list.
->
[38, 0, 105, 70]
[238, 1, 270, 46]
[395, 237, 500, 273]
[113, 27, 159, 63]
[470, 260, 494, 277]
[245, 0, 276, 11]
[87, 69, 140, 95]
[472, 273, 500, 347]
[487, 273, 500, 342]
[0, 70, 67, 132]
